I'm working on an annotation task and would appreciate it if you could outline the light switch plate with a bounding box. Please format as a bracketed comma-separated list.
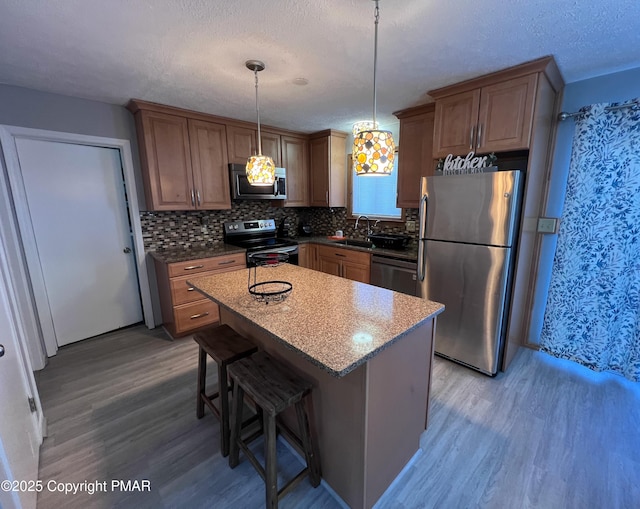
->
[406, 220, 416, 232]
[537, 217, 559, 234]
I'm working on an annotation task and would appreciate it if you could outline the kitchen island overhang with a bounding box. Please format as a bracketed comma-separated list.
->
[189, 264, 444, 509]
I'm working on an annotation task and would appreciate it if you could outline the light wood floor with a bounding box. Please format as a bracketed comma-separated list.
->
[35, 324, 640, 509]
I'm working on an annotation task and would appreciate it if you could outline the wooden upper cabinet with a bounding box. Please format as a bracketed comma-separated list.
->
[282, 135, 309, 207]
[260, 131, 282, 167]
[433, 90, 480, 158]
[136, 111, 195, 210]
[394, 104, 435, 208]
[309, 136, 329, 206]
[226, 125, 256, 164]
[309, 130, 347, 207]
[188, 119, 231, 209]
[477, 74, 537, 153]
[431, 73, 538, 158]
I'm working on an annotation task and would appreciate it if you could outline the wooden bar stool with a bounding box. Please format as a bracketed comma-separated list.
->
[228, 351, 321, 509]
[194, 324, 258, 457]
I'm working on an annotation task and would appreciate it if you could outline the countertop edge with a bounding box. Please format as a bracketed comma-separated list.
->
[298, 237, 418, 262]
[190, 283, 444, 378]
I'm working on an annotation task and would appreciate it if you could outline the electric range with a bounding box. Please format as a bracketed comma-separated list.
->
[223, 219, 298, 266]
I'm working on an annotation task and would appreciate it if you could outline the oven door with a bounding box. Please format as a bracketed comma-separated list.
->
[247, 245, 298, 267]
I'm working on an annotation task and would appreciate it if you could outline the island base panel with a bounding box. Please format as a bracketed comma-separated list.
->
[220, 309, 434, 509]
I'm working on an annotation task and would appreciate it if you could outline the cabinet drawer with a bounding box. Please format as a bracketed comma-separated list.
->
[316, 244, 371, 266]
[168, 253, 245, 277]
[170, 273, 212, 306]
[174, 299, 220, 334]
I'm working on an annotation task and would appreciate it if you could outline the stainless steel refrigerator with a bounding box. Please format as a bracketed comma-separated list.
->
[417, 170, 523, 375]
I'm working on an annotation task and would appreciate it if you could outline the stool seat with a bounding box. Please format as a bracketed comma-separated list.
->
[227, 351, 312, 416]
[193, 324, 258, 457]
[194, 325, 257, 364]
[228, 351, 320, 508]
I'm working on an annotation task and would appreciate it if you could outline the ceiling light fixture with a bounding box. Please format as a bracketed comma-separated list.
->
[352, 120, 378, 138]
[353, 0, 396, 176]
[245, 59, 275, 186]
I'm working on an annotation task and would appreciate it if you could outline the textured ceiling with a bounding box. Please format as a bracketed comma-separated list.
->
[1, 0, 639, 135]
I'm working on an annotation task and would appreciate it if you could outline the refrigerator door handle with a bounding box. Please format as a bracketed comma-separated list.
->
[417, 193, 428, 282]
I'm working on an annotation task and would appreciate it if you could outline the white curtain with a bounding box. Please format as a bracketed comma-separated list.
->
[540, 99, 640, 382]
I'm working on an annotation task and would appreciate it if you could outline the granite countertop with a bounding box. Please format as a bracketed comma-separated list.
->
[298, 236, 418, 262]
[148, 244, 246, 264]
[188, 264, 443, 377]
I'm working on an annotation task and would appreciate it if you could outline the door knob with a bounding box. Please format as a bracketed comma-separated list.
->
[0, 344, 5, 357]
[123, 247, 132, 253]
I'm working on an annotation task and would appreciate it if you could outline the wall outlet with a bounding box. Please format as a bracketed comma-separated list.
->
[406, 220, 416, 233]
[537, 217, 559, 234]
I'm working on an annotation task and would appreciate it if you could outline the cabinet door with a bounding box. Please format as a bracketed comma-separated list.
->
[477, 74, 537, 153]
[260, 131, 282, 167]
[396, 111, 435, 208]
[309, 136, 330, 206]
[227, 125, 256, 164]
[307, 244, 318, 270]
[297, 244, 310, 268]
[188, 119, 231, 210]
[317, 254, 341, 277]
[342, 260, 370, 284]
[282, 136, 309, 207]
[433, 90, 481, 158]
[138, 111, 195, 210]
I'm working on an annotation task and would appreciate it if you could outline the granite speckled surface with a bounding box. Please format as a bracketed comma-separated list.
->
[148, 244, 246, 263]
[189, 264, 443, 377]
[298, 236, 418, 262]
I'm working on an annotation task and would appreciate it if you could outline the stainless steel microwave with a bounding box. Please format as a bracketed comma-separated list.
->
[229, 164, 287, 200]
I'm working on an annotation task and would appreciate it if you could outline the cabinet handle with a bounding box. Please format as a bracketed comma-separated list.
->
[191, 189, 195, 206]
[184, 264, 204, 271]
[187, 287, 195, 292]
[469, 125, 475, 150]
[477, 123, 483, 148]
[326, 190, 329, 204]
[197, 190, 201, 206]
[217, 259, 236, 265]
[190, 312, 209, 320]
[335, 253, 346, 257]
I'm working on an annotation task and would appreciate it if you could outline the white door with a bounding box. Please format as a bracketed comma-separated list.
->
[0, 265, 40, 509]
[15, 139, 143, 346]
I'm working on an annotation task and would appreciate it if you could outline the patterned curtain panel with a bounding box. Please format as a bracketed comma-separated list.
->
[540, 99, 640, 382]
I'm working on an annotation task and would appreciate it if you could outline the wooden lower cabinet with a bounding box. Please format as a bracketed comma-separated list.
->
[154, 252, 246, 336]
[315, 244, 370, 284]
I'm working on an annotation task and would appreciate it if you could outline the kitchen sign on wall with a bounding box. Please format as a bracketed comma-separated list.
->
[435, 151, 498, 175]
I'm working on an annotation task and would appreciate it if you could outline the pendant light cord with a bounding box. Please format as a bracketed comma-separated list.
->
[372, 0, 380, 127]
[254, 69, 263, 155]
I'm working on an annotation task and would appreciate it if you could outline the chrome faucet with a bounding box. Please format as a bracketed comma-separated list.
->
[355, 215, 372, 239]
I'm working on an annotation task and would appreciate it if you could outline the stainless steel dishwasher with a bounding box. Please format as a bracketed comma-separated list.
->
[370, 255, 418, 296]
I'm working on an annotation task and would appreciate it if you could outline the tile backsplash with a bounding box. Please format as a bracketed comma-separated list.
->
[140, 201, 418, 251]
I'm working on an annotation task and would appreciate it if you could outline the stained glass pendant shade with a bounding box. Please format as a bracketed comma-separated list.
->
[353, 0, 396, 176]
[245, 60, 275, 186]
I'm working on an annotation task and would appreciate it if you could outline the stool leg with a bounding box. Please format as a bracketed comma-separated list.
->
[219, 362, 231, 457]
[264, 412, 278, 509]
[295, 397, 321, 487]
[229, 383, 244, 468]
[196, 346, 207, 419]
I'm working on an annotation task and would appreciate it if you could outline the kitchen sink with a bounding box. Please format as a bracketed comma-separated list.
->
[332, 238, 374, 249]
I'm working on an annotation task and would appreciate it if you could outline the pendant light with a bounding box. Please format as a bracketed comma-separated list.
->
[245, 59, 275, 186]
[353, 0, 396, 176]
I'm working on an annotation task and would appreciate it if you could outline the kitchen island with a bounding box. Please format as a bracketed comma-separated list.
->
[189, 263, 444, 509]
